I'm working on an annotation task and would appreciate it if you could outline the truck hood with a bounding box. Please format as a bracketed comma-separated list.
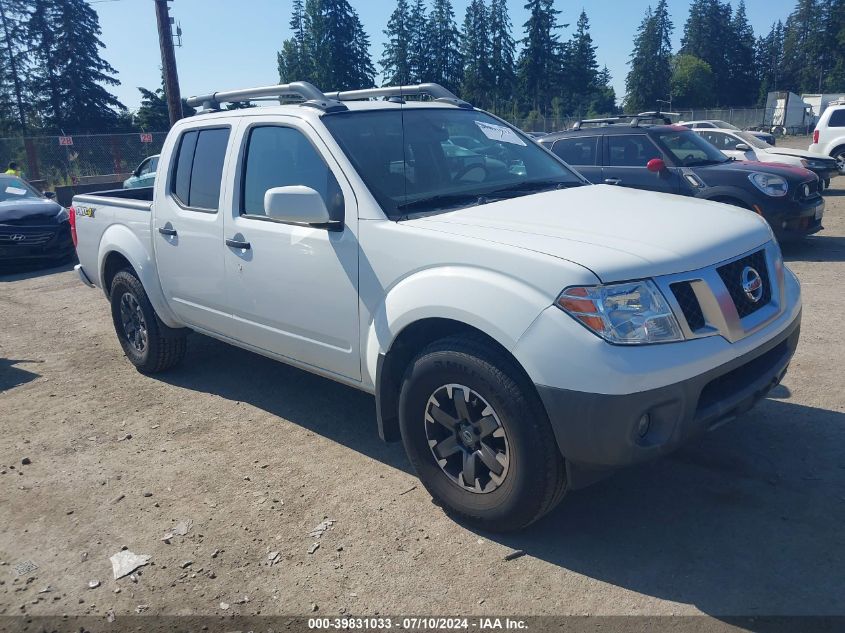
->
[403, 184, 771, 282]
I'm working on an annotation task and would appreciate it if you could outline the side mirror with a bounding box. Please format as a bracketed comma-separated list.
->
[43, 191, 56, 200]
[734, 143, 751, 151]
[264, 186, 331, 225]
[646, 158, 666, 173]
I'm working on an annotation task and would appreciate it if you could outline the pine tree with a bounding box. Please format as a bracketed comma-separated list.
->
[590, 66, 616, 115]
[755, 21, 785, 103]
[135, 83, 196, 132]
[823, 0, 845, 90]
[0, 0, 31, 134]
[279, 0, 374, 91]
[381, 0, 412, 85]
[781, 0, 823, 93]
[624, 0, 673, 113]
[427, 0, 463, 93]
[487, 0, 516, 110]
[407, 0, 429, 82]
[28, 0, 125, 133]
[278, 0, 313, 83]
[679, 0, 733, 104]
[563, 10, 600, 116]
[517, 0, 561, 112]
[725, 0, 758, 105]
[460, 0, 492, 106]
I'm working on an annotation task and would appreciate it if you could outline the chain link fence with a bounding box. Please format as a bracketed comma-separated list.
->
[0, 131, 168, 188]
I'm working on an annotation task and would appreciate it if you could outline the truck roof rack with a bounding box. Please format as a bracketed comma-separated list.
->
[185, 81, 472, 113]
[323, 83, 472, 109]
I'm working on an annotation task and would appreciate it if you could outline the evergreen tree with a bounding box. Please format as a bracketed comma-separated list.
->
[278, 0, 374, 91]
[135, 84, 196, 132]
[381, 0, 412, 85]
[671, 54, 716, 107]
[725, 0, 758, 105]
[427, 0, 463, 93]
[27, 0, 125, 133]
[824, 0, 845, 90]
[679, 0, 733, 104]
[517, 0, 561, 112]
[460, 0, 492, 106]
[278, 0, 312, 83]
[755, 21, 785, 102]
[407, 0, 429, 83]
[624, 0, 673, 113]
[0, 0, 31, 134]
[590, 65, 616, 115]
[562, 10, 600, 116]
[487, 0, 516, 110]
[780, 0, 822, 93]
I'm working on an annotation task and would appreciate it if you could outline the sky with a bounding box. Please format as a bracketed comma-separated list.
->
[92, 0, 795, 112]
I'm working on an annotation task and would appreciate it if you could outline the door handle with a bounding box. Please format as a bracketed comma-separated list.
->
[604, 178, 622, 185]
[158, 226, 177, 236]
[225, 238, 251, 250]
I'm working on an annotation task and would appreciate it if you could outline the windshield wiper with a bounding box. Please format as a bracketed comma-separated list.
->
[484, 179, 584, 198]
[396, 192, 488, 213]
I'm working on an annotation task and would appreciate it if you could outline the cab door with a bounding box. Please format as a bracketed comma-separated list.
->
[601, 134, 682, 194]
[221, 116, 360, 381]
[152, 124, 233, 335]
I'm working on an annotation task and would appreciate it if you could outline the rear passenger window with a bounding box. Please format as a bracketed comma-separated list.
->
[171, 127, 230, 211]
[829, 109, 845, 127]
[241, 126, 344, 222]
[551, 137, 599, 166]
[606, 135, 662, 167]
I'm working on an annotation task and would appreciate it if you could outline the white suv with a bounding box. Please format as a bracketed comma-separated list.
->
[809, 102, 845, 175]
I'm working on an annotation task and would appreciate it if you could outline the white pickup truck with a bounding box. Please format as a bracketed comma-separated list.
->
[71, 82, 802, 531]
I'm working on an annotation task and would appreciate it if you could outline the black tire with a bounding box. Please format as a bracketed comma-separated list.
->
[110, 269, 186, 374]
[398, 335, 566, 532]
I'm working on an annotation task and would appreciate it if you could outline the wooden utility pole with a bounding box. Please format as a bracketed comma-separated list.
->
[154, 0, 183, 126]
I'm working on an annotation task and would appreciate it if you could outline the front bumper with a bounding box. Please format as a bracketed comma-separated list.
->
[0, 223, 74, 261]
[536, 311, 800, 479]
[763, 193, 824, 241]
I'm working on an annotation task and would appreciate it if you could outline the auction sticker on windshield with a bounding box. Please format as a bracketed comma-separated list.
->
[475, 120, 526, 146]
[5, 186, 27, 196]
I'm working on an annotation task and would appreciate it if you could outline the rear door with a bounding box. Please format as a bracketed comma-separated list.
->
[153, 123, 233, 334]
[549, 136, 601, 183]
[602, 133, 681, 194]
[221, 115, 361, 381]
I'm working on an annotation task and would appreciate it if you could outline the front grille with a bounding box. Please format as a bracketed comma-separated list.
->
[717, 250, 771, 318]
[795, 179, 819, 201]
[671, 281, 705, 331]
[0, 230, 55, 246]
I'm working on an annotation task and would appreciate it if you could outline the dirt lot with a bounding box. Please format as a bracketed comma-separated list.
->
[2, 135, 844, 626]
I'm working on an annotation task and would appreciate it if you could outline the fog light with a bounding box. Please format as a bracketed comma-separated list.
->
[637, 414, 651, 438]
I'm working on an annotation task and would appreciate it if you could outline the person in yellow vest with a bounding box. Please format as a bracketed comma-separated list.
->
[4, 161, 21, 177]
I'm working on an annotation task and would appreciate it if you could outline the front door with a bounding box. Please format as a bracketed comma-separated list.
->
[222, 117, 360, 381]
[602, 134, 681, 194]
[153, 125, 233, 334]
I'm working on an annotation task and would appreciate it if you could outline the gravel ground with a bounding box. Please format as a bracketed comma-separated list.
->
[1, 135, 844, 625]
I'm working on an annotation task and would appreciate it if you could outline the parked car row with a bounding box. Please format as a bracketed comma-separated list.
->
[540, 119, 825, 241]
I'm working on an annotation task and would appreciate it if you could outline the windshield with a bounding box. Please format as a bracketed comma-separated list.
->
[0, 177, 42, 203]
[654, 130, 729, 166]
[322, 108, 584, 218]
[713, 120, 741, 131]
[736, 131, 771, 149]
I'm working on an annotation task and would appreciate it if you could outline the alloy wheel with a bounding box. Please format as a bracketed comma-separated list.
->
[424, 384, 510, 494]
[119, 292, 148, 353]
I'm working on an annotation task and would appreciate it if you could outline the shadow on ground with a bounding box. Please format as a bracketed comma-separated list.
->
[0, 257, 76, 282]
[0, 358, 42, 391]
[157, 333, 845, 620]
[782, 234, 845, 263]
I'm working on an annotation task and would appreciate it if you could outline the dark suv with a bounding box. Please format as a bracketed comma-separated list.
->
[539, 121, 824, 241]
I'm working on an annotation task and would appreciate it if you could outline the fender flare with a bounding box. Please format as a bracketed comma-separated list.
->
[97, 224, 182, 328]
[696, 187, 756, 210]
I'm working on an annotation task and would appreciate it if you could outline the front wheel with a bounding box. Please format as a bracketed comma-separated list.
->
[398, 336, 566, 532]
[110, 269, 186, 374]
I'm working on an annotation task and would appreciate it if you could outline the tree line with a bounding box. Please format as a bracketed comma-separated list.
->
[1, 0, 844, 138]
[627, 0, 845, 111]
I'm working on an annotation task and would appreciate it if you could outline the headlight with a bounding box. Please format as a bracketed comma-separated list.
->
[556, 280, 683, 344]
[749, 172, 788, 197]
[56, 208, 70, 223]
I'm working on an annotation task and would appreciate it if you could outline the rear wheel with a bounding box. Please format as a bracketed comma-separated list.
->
[833, 149, 845, 175]
[398, 335, 566, 532]
[110, 269, 186, 374]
